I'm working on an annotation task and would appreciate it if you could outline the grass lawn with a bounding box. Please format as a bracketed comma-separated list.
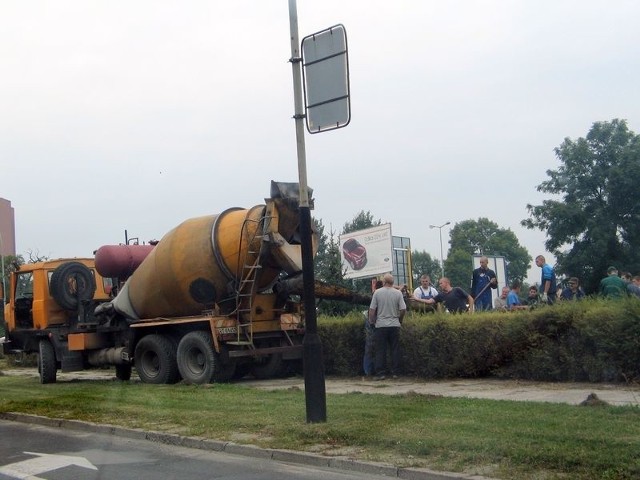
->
[0, 371, 639, 480]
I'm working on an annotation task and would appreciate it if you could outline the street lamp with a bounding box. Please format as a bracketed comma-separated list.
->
[0, 233, 5, 306]
[429, 222, 451, 278]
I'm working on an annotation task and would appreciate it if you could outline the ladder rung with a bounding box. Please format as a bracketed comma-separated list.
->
[232, 217, 265, 346]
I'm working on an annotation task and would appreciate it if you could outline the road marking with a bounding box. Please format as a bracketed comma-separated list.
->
[0, 451, 97, 479]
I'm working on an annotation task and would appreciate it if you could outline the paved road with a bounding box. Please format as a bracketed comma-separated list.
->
[0, 420, 403, 480]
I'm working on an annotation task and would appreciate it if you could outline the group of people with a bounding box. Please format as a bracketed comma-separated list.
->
[412, 274, 474, 314]
[365, 263, 487, 378]
[600, 267, 640, 298]
[473, 254, 587, 311]
[485, 255, 595, 310]
[409, 255, 563, 313]
[365, 272, 477, 379]
[364, 256, 640, 378]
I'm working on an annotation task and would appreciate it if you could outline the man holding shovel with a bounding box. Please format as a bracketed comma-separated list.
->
[471, 256, 498, 310]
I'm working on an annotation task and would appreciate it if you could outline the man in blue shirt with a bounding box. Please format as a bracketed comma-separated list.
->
[507, 281, 528, 311]
[535, 255, 557, 304]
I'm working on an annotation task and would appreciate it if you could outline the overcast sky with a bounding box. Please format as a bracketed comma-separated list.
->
[2, 1, 639, 284]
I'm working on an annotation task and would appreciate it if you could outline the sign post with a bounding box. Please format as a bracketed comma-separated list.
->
[288, 0, 326, 423]
[288, 0, 350, 423]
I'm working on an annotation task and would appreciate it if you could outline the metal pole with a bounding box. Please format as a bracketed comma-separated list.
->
[288, 0, 327, 423]
[438, 229, 444, 277]
[429, 222, 450, 278]
[0, 233, 5, 306]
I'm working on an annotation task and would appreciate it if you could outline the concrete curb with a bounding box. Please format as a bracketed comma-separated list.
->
[0, 412, 493, 480]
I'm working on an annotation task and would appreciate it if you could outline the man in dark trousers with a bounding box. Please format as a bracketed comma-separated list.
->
[362, 280, 383, 376]
[368, 273, 406, 380]
[471, 256, 498, 310]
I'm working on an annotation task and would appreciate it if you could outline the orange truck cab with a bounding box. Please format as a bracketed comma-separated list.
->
[5, 258, 112, 332]
[3, 259, 115, 379]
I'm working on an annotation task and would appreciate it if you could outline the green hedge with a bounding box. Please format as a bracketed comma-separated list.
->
[317, 297, 640, 383]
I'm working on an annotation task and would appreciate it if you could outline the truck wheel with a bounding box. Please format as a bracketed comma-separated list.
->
[250, 342, 283, 380]
[213, 357, 236, 383]
[134, 334, 180, 384]
[176, 331, 217, 384]
[50, 262, 96, 311]
[38, 340, 57, 384]
[232, 362, 251, 380]
[115, 364, 132, 381]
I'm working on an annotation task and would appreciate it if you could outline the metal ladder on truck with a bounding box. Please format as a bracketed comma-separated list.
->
[229, 213, 271, 346]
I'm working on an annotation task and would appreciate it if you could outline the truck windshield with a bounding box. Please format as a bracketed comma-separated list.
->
[15, 272, 33, 299]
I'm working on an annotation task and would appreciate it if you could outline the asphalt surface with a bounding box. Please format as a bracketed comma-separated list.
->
[3, 368, 640, 480]
[0, 419, 400, 480]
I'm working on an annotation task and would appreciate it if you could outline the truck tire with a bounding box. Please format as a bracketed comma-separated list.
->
[213, 357, 236, 383]
[176, 331, 218, 384]
[115, 364, 132, 381]
[250, 341, 283, 380]
[50, 262, 96, 311]
[38, 340, 57, 384]
[232, 362, 251, 380]
[134, 334, 180, 384]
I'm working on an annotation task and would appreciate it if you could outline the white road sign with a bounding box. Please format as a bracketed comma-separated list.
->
[301, 24, 350, 133]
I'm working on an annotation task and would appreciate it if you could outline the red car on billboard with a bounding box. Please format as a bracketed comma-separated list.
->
[342, 238, 367, 270]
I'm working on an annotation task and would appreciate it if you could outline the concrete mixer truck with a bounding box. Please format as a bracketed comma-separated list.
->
[2, 181, 368, 385]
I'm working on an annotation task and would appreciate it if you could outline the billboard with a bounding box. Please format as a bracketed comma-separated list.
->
[339, 224, 393, 280]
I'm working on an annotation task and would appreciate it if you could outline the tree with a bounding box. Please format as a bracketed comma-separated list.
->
[312, 212, 385, 315]
[342, 210, 385, 292]
[312, 218, 347, 315]
[446, 218, 531, 287]
[410, 250, 440, 284]
[313, 218, 349, 287]
[342, 210, 382, 234]
[1, 251, 46, 304]
[25, 249, 49, 263]
[313, 218, 333, 283]
[522, 119, 640, 293]
[443, 249, 475, 291]
[1, 254, 24, 324]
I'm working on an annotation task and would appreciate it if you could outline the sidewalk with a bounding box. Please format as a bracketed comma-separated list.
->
[4, 367, 639, 406]
[239, 376, 640, 407]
